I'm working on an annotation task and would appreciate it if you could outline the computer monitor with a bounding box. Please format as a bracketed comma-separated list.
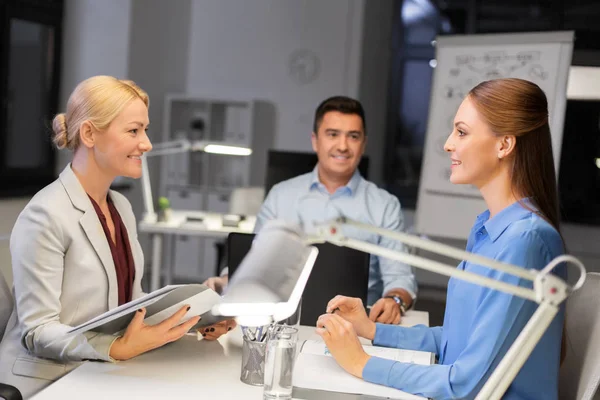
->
[264, 150, 370, 195]
[227, 232, 370, 326]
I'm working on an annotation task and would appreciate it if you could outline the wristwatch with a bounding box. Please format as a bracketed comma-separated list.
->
[385, 295, 407, 316]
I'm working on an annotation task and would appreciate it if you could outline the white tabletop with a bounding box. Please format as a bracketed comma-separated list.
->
[32, 311, 429, 400]
[138, 210, 256, 237]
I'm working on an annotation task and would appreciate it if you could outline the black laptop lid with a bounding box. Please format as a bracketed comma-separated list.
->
[227, 232, 370, 326]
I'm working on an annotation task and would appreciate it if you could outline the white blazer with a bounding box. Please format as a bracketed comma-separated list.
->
[0, 165, 145, 398]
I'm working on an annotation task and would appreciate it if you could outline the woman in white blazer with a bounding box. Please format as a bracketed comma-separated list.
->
[0, 76, 233, 398]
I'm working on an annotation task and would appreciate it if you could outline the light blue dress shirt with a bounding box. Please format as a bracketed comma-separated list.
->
[254, 167, 417, 305]
[362, 200, 566, 400]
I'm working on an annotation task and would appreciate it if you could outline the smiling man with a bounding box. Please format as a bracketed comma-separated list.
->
[206, 96, 417, 325]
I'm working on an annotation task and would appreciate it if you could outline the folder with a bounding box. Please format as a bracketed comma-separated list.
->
[63, 284, 226, 339]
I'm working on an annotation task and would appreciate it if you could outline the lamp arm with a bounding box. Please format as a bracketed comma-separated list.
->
[145, 138, 191, 157]
[316, 218, 586, 302]
[308, 235, 538, 302]
[325, 217, 535, 281]
[140, 155, 156, 222]
[139, 137, 253, 223]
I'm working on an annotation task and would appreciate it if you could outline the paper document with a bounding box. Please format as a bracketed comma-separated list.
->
[293, 340, 432, 400]
[300, 340, 435, 365]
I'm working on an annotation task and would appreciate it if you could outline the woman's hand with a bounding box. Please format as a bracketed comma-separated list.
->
[198, 319, 237, 341]
[109, 305, 200, 360]
[316, 313, 371, 378]
[326, 295, 376, 340]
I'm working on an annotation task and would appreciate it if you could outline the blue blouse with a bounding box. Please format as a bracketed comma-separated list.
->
[362, 201, 566, 400]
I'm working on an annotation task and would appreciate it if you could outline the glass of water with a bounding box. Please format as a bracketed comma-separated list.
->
[263, 325, 298, 399]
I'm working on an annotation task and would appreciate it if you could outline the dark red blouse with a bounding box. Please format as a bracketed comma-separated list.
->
[88, 195, 135, 306]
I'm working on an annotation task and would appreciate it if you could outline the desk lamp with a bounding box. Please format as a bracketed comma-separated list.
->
[140, 138, 252, 223]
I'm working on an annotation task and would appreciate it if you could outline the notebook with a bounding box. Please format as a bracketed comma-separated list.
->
[293, 340, 433, 399]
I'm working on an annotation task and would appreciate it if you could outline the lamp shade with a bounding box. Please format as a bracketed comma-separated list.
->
[212, 221, 318, 326]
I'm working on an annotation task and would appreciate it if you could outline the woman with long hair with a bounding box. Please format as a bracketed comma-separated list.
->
[316, 78, 566, 400]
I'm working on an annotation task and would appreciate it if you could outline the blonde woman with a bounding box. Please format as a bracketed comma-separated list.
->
[0, 76, 232, 398]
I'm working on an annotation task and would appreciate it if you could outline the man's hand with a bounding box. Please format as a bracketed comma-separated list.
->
[316, 313, 371, 378]
[369, 297, 401, 325]
[203, 275, 228, 294]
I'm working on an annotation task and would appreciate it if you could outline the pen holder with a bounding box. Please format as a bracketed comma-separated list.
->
[240, 337, 267, 386]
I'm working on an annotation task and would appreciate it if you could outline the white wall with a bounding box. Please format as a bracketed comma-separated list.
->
[56, 0, 133, 172]
[182, 0, 394, 185]
[186, 0, 364, 152]
[127, 0, 193, 254]
[59, 0, 132, 97]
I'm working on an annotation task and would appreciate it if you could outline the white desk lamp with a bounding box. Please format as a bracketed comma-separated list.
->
[212, 217, 587, 400]
[140, 138, 252, 223]
[213, 221, 319, 327]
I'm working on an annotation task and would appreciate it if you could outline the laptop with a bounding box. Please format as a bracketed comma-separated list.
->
[227, 232, 370, 326]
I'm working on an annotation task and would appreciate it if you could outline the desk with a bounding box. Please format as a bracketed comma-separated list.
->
[138, 210, 256, 291]
[32, 311, 429, 400]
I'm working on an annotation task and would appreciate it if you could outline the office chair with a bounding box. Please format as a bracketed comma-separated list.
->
[559, 272, 600, 400]
[0, 271, 23, 400]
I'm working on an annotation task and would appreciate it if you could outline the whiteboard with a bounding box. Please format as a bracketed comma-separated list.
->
[415, 31, 574, 240]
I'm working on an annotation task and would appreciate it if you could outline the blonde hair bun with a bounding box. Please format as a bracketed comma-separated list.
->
[52, 113, 68, 150]
[50, 75, 148, 151]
